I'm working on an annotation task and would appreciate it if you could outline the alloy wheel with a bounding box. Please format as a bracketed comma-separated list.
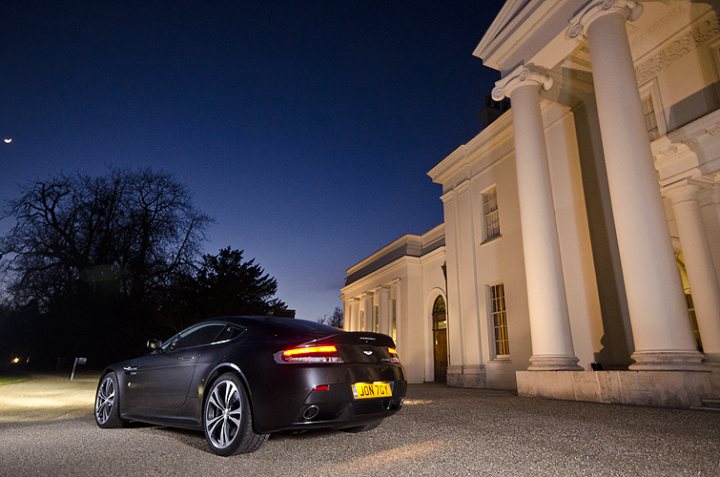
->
[205, 379, 243, 449]
[95, 375, 115, 425]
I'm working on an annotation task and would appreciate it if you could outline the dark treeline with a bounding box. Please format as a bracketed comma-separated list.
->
[0, 168, 287, 368]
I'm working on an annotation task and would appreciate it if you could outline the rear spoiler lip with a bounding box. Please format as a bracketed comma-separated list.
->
[312, 331, 396, 347]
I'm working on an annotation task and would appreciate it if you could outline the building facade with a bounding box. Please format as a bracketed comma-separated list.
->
[341, 226, 446, 384]
[342, 0, 720, 407]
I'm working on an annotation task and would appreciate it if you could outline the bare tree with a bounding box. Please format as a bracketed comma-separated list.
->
[0, 168, 211, 363]
[0, 168, 210, 309]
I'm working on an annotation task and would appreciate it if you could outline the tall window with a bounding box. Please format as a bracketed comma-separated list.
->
[482, 187, 500, 240]
[490, 284, 509, 358]
[642, 95, 660, 141]
[373, 305, 379, 332]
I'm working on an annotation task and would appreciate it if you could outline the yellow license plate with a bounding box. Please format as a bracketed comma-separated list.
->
[352, 381, 392, 399]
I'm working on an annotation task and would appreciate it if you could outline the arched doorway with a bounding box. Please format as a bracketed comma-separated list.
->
[432, 296, 448, 383]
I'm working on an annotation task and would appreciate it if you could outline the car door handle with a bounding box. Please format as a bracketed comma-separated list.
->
[123, 366, 138, 374]
[179, 355, 196, 361]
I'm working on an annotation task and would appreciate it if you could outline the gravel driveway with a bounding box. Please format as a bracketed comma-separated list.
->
[0, 377, 719, 476]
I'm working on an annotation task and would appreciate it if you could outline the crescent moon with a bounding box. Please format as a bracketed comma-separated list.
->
[3, 138, 12, 144]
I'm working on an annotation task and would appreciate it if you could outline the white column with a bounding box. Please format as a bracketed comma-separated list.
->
[362, 292, 374, 332]
[492, 64, 582, 370]
[666, 181, 720, 363]
[351, 297, 360, 332]
[346, 297, 360, 331]
[570, 0, 703, 369]
[342, 297, 351, 331]
[378, 286, 391, 336]
[391, 279, 401, 343]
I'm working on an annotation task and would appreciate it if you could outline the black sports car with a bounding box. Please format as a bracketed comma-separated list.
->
[94, 316, 407, 455]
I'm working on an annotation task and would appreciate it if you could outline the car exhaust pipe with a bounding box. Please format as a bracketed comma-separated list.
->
[303, 405, 320, 420]
[387, 398, 403, 411]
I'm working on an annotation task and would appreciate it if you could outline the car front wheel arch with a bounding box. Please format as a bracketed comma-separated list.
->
[94, 372, 128, 429]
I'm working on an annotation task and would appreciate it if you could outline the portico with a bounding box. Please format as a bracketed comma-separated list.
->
[473, 0, 720, 406]
[343, 0, 720, 408]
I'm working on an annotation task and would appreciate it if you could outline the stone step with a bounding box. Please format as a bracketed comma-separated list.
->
[690, 405, 720, 412]
[701, 398, 720, 408]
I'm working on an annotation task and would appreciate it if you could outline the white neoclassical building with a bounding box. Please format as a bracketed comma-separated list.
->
[341, 0, 720, 408]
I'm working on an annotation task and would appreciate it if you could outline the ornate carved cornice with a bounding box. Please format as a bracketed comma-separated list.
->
[568, 0, 643, 41]
[491, 64, 553, 101]
[652, 110, 720, 186]
[652, 138, 701, 186]
[635, 15, 720, 85]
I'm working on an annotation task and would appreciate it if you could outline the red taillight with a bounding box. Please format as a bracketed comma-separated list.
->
[283, 345, 337, 357]
[312, 384, 330, 392]
[275, 345, 343, 364]
[387, 347, 401, 363]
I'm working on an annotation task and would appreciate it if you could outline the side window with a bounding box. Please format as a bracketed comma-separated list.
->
[639, 79, 666, 141]
[212, 325, 244, 344]
[641, 95, 660, 141]
[171, 324, 225, 350]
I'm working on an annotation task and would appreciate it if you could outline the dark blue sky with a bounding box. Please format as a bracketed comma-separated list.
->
[1, 0, 505, 321]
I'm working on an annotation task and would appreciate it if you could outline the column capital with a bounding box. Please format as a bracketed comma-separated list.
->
[663, 177, 716, 203]
[491, 64, 553, 101]
[568, 0, 643, 40]
[372, 286, 391, 298]
[440, 189, 456, 204]
[663, 181, 701, 204]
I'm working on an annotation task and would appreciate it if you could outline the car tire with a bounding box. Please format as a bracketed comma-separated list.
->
[94, 372, 127, 428]
[342, 418, 383, 433]
[203, 373, 269, 456]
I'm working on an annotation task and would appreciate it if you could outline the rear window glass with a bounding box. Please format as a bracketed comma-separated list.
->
[219, 316, 344, 338]
[265, 318, 341, 334]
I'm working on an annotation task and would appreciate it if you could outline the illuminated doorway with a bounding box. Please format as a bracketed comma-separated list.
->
[676, 252, 703, 351]
[432, 296, 448, 383]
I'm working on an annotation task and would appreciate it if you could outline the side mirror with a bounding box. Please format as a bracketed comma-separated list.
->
[147, 338, 163, 351]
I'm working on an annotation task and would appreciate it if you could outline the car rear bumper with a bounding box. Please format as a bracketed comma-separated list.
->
[250, 365, 407, 433]
[277, 381, 406, 432]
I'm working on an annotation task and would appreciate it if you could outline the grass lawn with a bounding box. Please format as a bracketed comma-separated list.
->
[0, 373, 30, 385]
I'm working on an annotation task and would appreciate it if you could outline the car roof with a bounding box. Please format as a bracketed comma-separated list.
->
[201, 315, 343, 335]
